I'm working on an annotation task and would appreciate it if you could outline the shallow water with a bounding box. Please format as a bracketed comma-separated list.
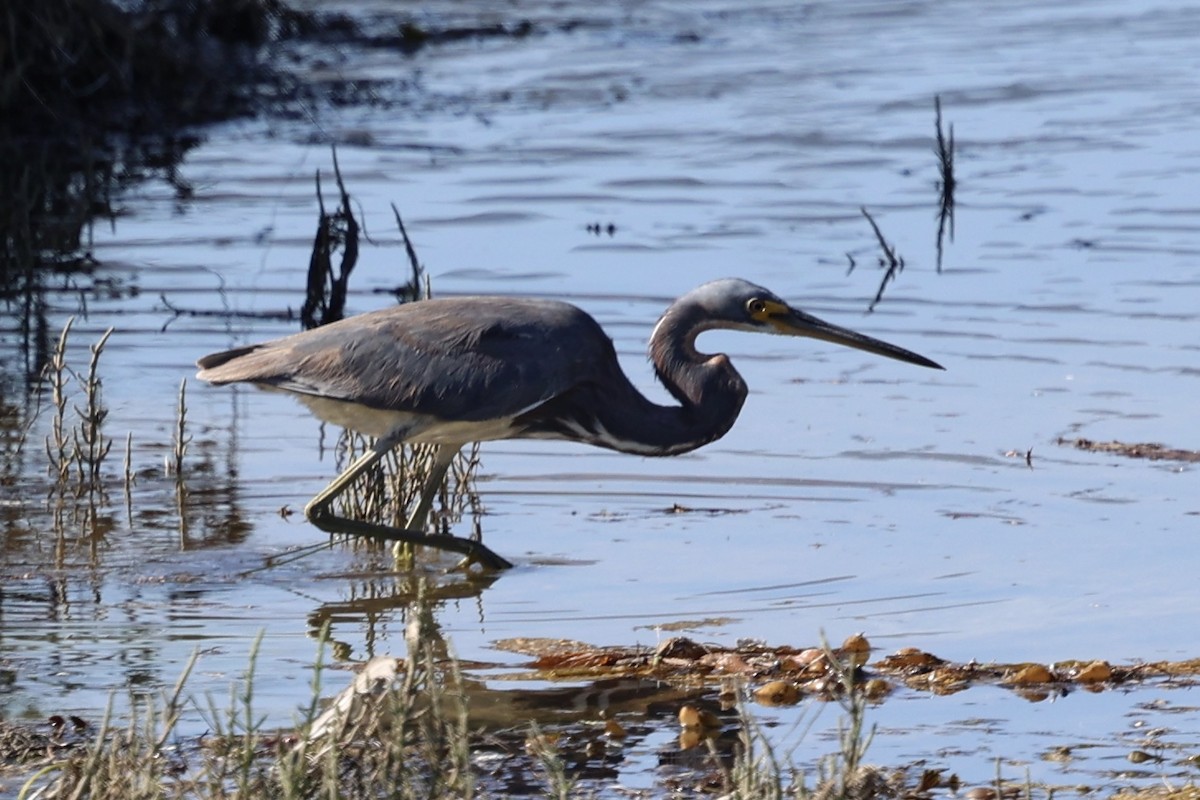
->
[3, 0, 1200, 793]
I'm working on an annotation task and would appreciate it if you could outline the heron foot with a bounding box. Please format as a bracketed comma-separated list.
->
[448, 551, 501, 574]
[306, 510, 513, 571]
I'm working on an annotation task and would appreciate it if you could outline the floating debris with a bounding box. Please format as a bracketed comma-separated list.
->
[753, 680, 802, 706]
[1059, 437, 1200, 463]
[492, 635, 1200, 705]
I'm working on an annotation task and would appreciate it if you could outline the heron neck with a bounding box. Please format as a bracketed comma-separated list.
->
[589, 359, 747, 456]
[627, 302, 748, 455]
[515, 300, 748, 455]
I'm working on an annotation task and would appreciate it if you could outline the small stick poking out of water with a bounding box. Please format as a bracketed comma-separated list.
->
[389, 203, 426, 303]
[171, 378, 190, 482]
[934, 95, 956, 272]
[861, 207, 904, 312]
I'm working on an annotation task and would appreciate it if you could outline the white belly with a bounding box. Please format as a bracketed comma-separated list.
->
[292, 392, 524, 445]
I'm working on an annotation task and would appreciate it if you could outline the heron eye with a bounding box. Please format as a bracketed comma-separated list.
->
[747, 298, 768, 316]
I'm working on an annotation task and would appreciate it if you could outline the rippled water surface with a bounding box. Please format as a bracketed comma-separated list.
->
[3, 0, 1199, 793]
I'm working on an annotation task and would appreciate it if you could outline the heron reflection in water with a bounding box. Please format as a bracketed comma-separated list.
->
[197, 278, 943, 570]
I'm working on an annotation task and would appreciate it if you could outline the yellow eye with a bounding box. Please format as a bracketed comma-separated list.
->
[746, 298, 767, 316]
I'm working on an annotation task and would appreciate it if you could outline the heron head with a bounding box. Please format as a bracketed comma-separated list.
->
[689, 278, 944, 370]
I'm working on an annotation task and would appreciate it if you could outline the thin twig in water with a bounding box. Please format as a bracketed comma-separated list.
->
[388, 203, 425, 303]
[74, 326, 114, 496]
[173, 379, 190, 543]
[327, 146, 358, 321]
[123, 431, 135, 533]
[123, 432, 134, 489]
[171, 378, 190, 481]
[44, 318, 75, 492]
[861, 207, 905, 312]
[934, 94, 956, 272]
[159, 293, 296, 332]
[238, 540, 334, 576]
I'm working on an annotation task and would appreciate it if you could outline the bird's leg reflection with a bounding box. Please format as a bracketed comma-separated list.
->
[304, 436, 513, 571]
[308, 569, 498, 658]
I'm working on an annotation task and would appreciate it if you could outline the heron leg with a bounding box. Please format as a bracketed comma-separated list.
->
[393, 444, 456, 566]
[303, 437, 513, 571]
[404, 444, 458, 531]
[304, 435, 401, 521]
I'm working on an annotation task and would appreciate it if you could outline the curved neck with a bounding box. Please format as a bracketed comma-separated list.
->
[525, 301, 748, 456]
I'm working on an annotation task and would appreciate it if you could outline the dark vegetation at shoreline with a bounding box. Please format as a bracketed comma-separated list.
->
[0, 0, 543, 295]
[0, 0, 295, 285]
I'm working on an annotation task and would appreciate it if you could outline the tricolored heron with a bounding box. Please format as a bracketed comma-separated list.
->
[197, 278, 942, 569]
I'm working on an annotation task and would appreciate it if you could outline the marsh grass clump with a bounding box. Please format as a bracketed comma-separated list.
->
[806, 651, 888, 800]
[36, 318, 116, 527]
[293, 617, 476, 799]
[302, 148, 360, 331]
[719, 706, 797, 799]
[524, 724, 580, 800]
[301, 150, 427, 330]
[20, 590, 479, 800]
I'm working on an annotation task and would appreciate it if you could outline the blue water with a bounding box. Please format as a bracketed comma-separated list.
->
[2, 0, 1199, 793]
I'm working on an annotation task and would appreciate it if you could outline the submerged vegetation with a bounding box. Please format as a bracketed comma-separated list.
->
[14, 604, 481, 799]
[1058, 437, 1200, 463]
[6, 612, 903, 799]
[845, 97, 955, 309]
[11, 617, 1200, 798]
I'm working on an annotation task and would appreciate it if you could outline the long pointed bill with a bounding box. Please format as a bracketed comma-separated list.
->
[770, 306, 944, 370]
